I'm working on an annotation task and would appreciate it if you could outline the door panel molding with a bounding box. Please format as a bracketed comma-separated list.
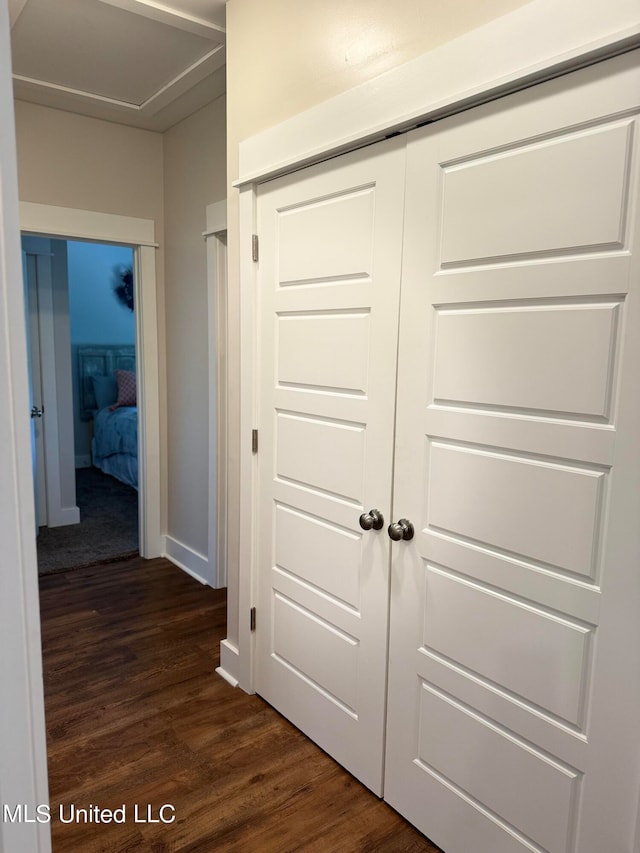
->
[253, 138, 406, 795]
[385, 52, 640, 853]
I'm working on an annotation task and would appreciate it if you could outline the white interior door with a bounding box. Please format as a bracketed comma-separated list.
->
[255, 138, 405, 794]
[385, 51, 640, 853]
[20, 237, 80, 530]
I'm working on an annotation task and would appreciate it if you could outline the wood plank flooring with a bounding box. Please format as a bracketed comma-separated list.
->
[39, 557, 442, 852]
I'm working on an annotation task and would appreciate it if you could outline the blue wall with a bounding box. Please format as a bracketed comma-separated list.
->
[68, 241, 135, 344]
[67, 241, 135, 465]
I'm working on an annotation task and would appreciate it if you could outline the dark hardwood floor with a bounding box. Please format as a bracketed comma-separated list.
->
[39, 557, 441, 852]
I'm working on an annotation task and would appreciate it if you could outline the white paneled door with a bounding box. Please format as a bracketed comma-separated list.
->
[255, 50, 640, 852]
[385, 53, 640, 853]
[255, 138, 406, 794]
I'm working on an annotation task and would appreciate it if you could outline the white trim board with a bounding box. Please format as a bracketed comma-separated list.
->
[19, 202, 163, 559]
[20, 202, 157, 246]
[205, 199, 228, 589]
[216, 639, 240, 688]
[203, 199, 227, 236]
[97, 0, 225, 40]
[0, 1, 50, 849]
[163, 534, 210, 586]
[235, 0, 640, 185]
[227, 183, 258, 693]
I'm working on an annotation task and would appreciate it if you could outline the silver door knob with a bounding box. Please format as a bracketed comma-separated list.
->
[30, 406, 43, 419]
[359, 509, 384, 531]
[388, 519, 414, 541]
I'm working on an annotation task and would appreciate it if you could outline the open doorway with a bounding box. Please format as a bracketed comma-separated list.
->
[19, 200, 163, 562]
[24, 237, 140, 573]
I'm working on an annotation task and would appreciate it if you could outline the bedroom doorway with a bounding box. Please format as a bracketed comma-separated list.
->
[24, 237, 141, 574]
[20, 201, 162, 563]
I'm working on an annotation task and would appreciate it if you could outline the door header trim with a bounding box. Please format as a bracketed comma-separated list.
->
[20, 202, 157, 247]
[19, 201, 162, 559]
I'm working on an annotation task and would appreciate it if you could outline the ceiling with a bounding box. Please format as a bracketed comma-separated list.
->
[9, 0, 227, 131]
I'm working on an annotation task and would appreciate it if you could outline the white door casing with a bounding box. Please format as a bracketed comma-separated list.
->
[0, 0, 50, 849]
[19, 203, 162, 559]
[205, 199, 228, 589]
[254, 138, 406, 794]
[385, 51, 640, 853]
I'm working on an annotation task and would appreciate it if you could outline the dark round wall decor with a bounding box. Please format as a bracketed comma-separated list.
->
[112, 265, 134, 312]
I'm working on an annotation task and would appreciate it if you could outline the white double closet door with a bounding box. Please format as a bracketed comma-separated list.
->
[255, 51, 640, 853]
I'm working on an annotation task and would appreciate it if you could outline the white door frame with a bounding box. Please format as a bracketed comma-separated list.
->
[24, 249, 49, 528]
[204, 200, 228, 589]
[0, 1, 50, 848]
[20, 202, 162, 558]
[224, 0, 640, 695]
[23, 239, 81, 528]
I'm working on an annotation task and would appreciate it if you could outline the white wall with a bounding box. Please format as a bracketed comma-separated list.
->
[163, 96, 227, 579]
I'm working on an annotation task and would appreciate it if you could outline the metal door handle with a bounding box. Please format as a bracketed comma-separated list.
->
[30, 406, 43, 419]
[388, 518, 414, 541]
[359, 509, 384, 531]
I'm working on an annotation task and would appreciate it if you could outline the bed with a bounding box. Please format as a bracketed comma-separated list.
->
[78, 345, 138, 490]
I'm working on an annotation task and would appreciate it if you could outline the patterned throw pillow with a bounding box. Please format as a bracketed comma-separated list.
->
[110, 369, 136, 410]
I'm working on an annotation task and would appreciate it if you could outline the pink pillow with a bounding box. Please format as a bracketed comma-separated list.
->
[110, 369, 136, 410]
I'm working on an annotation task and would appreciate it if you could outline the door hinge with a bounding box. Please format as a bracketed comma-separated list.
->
[250, 607, 256, 631]
[252, 234, 259, 262]
[252, 429, 258, 454]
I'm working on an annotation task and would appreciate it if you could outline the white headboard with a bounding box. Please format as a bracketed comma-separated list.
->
[78, 344, 135, 420]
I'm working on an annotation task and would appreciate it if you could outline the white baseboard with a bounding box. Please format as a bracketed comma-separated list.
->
[163, 535, 211, 586]
[75, 454, 91, 468]
[216, 639, 241, 689]
[47, 505, 81, 527]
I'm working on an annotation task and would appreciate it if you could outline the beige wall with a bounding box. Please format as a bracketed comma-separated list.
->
[163, 96, 227, 561]
[15, 101, 164, 220]
[223, 0, 532, 650]
[14, 99, 169, 533]
[226, 0, 532, 145]
[15, 96, 228, 575]
[15, 96, 229, 573]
